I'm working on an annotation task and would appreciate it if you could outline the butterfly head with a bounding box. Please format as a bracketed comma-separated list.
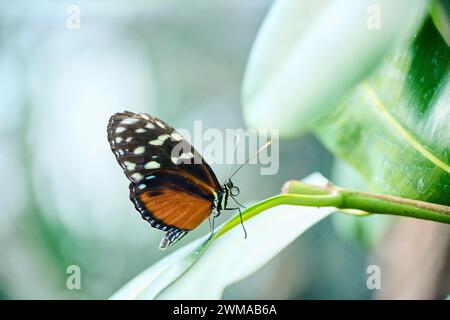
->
[223, 179, 240, 197]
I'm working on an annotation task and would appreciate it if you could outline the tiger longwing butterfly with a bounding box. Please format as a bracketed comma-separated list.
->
[107, 111, 241, 250]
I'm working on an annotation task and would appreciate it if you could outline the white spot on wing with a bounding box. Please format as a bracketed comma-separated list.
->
[138, 184, 146, 190]
[155, 120, 166, 129]
[139, 113, 150, 120]
[179, 152, 194, 159]
[131, 172, 143, 182]
[144, 161, 160, 169]
[135, 128, 146, 133]
[123, 161, 136, 171]
[121, 118, 139, 125]
[115, 137, 123, 143]
[134, 146, 145, 155]
[149, 139, 164, 146]
[145, 123, 155, 130]
[149, 134, 170, 146]
[115, 127, 126, 133]
[125, 137, 132, 143]
[171, 132, 183, 141]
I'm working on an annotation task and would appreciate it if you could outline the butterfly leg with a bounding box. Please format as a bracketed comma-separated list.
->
[208, 207, 224, 239]
[224, 206, 247, 239]
[208, 214, 216, 239]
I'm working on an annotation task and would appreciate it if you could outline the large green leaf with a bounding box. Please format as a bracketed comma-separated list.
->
[242, 0, 427, 137]
[430, 0, 450, 46]
[242, 0, 449, 204]
[110, 173, 334, 299]
[314, 17, 450, 205]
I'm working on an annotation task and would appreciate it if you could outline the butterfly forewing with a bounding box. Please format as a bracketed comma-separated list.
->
[108, 111, 220, 189]
[107, 111, 222, 249]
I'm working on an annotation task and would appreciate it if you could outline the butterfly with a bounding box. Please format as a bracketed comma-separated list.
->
[107, 111, 243, 250]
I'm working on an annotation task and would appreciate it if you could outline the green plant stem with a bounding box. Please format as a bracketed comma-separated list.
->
[215, 193, 340, 238]
[216, 180, 450, 238]
[339, 189, 450, 223]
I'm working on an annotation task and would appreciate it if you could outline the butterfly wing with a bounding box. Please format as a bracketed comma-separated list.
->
[107, 111, 221, 249]
[130, 171, 214, 249]
[107, 111, 221, 189]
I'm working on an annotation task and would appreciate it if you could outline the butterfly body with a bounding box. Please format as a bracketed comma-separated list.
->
[107, 111, 237, 250]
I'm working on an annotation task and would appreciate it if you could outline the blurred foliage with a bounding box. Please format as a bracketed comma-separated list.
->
[242, 0, 427, 136]
[315, 16, 450, 205]
[243, 0, 449, 205]
[114, 0, 450, 299]
[243, 0, 449, 251]
[2, 0, 446, 300]
[0, 0, 366, 299]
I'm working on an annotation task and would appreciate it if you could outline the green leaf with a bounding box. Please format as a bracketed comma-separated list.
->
[430, 0, 450, 46]
[314, 17, 450, 205]
[110, 236, 211, 300]
[242, 0, 427, 137]
[110, 173, 334, 300]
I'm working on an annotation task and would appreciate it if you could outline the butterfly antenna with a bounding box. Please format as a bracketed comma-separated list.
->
[227, 135, 241, 179]
[228, 140, 272, 180]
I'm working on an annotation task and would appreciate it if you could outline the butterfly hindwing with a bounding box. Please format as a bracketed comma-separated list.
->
[130, 171, 215, 249]
[159, 229, 189, 250]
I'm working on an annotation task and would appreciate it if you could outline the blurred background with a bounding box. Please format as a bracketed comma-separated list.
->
[0, 0, 445, 300]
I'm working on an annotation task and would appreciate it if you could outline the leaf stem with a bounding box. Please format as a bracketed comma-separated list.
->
[339, 189, 450, 224]
[215, 193, 342, 238]
[216, 179, 450, 238]
[286, 180, 450, 224]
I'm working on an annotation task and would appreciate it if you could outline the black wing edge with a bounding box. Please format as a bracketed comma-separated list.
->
[129, 182, 190, 250]
[159, 229, 189, 250]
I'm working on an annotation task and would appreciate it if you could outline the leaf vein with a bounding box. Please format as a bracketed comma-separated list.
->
[363, 82, 450, 173]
